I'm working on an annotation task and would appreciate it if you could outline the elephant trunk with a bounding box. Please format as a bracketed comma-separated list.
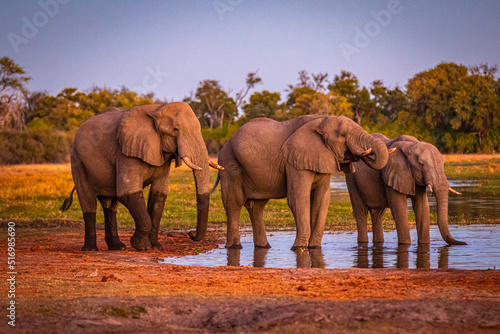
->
[435, 186, 467, 245]
[349, 133, 389, 170]
[178, 132, 211, 241]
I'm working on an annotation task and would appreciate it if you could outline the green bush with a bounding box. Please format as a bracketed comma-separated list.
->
[0, 129, 73, 164]
[201, 124, 240, 155]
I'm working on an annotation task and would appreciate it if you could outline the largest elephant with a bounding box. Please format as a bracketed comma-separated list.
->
[61, 102, 214, 251]
[217, 115, 389, 250]
[345, 133, 466, 245]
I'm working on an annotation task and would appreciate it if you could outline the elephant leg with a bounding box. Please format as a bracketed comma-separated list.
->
[73, 173, 98, 251]
[308, 176, 330, 248]
[98, 196, 126, 250]
[82, 212, 98, 251]
[220, 172, 245, 249]
[225, 203, 243, 249]
[246, 199, 271, 248]
[386, 186, 411, 244]
[413, 189, 430, 244]
[147, 191, 168, 250]
[370, 208, 386, 244]
[287, 169, 314, 250]
[345, 175, 370, 244]
[118, 192, 152, 251]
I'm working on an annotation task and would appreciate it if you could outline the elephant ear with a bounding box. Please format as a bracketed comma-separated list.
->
[117, 105, 165, 166]
[281, 118, 340, 174]
[381, 142, 415, 195]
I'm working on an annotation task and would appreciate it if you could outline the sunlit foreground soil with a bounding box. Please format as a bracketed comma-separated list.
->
[3, 223, 500, 333]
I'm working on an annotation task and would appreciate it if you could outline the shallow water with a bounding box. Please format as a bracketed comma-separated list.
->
[161, 224, 500, 270]
[330, 175, 500, 220]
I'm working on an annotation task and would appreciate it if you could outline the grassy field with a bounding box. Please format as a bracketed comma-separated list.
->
[1, 154, 498, 231]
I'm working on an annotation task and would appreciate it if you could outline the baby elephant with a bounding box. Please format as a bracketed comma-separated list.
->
[217, 115, 390, 250]
[345, 133, 466, 246]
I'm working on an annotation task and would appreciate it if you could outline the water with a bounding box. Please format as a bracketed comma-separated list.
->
[161, 224, 500, 270]
[161, 177, 499, 269]
[330, 175, 500, 221]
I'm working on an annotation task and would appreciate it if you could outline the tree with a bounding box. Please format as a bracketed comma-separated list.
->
[189, 80, 236, 129]
[406, 62, 468, 128]
[311, 72, 328, 92]
[289, 91, 351, 118]
[232, 70, 263, 125]
[0, 57, 32, 129]
[450, 74, 500, 149]
[329, 70, 373, 125]
[241, 90, 284, 121]
[370, 80, 408, 123]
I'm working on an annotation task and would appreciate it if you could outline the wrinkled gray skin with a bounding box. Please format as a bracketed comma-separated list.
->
[70, 102, 210, 251]
[345, 133, 466, 245]
[218, 115, 389, 250]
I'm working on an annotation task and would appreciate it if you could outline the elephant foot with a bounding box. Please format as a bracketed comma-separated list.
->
[130, 233, 151, 251]
[255, 243, 271, 249]
[150, 242, 164, 251]
[81, 243, 98, 251]
[307, 245, 321, 249]
[226, 243, 243, 249]
[106, 239, 126, 251]
[291, 245, 307, 251]
[444, 235, 467, 245]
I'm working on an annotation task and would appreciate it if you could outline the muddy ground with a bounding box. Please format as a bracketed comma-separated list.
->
[2, 222, 500, 333]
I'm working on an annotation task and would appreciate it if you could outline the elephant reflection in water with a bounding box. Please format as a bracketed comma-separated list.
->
[226, 248, 326, 268]
[355, 244, 450, 269]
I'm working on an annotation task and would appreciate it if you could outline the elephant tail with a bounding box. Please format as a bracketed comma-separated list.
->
[210, 172, 221, 196]
[60, 187, 76, 212]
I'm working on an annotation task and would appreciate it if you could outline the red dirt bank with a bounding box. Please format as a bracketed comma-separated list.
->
[2, 223, 499, 333]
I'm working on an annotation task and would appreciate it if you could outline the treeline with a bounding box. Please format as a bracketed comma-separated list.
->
[0, 57, 499, 164]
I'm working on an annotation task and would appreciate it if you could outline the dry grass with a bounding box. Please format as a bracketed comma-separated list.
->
[443, 154, 500, 181]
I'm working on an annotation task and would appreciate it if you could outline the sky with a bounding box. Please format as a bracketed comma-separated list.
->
[1, 0, 499, 102]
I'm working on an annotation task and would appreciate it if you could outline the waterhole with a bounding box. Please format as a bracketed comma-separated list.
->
[161, 224, 500, 270]
[330, 176, 500, 220]
[162, 177, 498, 269]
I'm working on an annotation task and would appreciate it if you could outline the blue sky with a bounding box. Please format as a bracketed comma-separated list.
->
[1, 0, 499, 102]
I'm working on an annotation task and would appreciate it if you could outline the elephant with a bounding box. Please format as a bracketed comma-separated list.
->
[61, 102, 222, 251]
[216, 115, 390, 250]
[345, 133, 466, 246]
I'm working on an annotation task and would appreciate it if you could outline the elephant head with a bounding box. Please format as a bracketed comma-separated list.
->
[117, 102, 210, 241]
[281, 116, 389, 174]
[382, 140, 466, 245]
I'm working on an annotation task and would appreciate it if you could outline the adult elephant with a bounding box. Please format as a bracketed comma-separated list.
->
[345, 133, 466, 246]
[217, 115, 390, 250]
[61, 102, 220, 251]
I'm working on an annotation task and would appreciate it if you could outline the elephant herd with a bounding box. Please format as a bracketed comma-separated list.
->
[61, 102, 466, 252]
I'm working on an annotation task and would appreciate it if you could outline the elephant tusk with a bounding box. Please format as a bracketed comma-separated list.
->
[427, 184, 433, 193]
[182, 156, 202, 171]
[449, 187, 462, 195]
[209, 160, 224, 170]
[388, 148, 397, 154]
[360, 148, 372, 157]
